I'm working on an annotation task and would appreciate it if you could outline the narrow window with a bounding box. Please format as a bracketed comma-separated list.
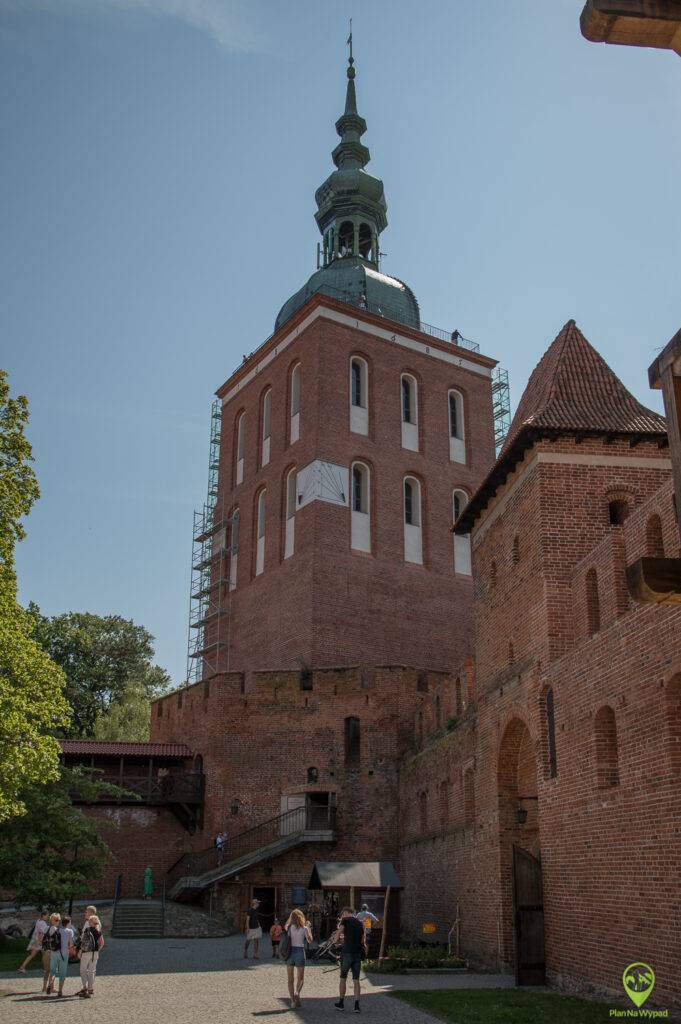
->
[545, 688, 557, 779]
[434, 694, 442, 730]
[439, 779, 450, 827]
[261, 389, 272, 467]
[595, 705, 620, 787]
[350, 462, 371, 552]
[290, 364, 301, 444]
[419, 791, 428, 832]
[349, 357, 369, 435]
[284, 469, 297, 559]
[358, 222, 372, 259]
[229, 508, 239, 591]
[665, 674, 681, 775]
[452, 490, 471, 575]
[608, 499, 629, 525]
[404, 476, 423, 564]
[645, 514, 664, 557]
[448, 390, 465, 463]
[339, 220, 354, 256]
[586, 568, 600, 635]
[344, 716, 360, 767]
[400, 375, 419, 451]
[255, 489, 266, 576]
[235, 412, 245, 486]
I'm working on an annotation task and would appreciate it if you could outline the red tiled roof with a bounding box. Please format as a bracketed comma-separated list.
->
[60, 740, 193, 759]
[501, 319, 666, 455]
[456, 320, 667, 534]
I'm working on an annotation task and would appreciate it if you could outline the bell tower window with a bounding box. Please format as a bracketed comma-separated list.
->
[359, 223, 372, 260]
[339, 221, 354, 257]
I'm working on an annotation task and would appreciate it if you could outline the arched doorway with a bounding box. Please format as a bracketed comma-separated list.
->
[498, 717, 545, 985]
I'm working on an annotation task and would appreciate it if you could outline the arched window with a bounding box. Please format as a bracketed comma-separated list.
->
[404, 476, 423, 564]
[544, 688, 557, 779]
[448, 389, 465, 463]
[350, 462, 371, 553]
[255, 489, 266, 576]
[290, 364, 301, 444]
[400, 374, 419, 451]
[229, 507, 240, 591]
[645, 514, 664, 557]
[595, 705, 619, 787]
[260, 389, 272, 467]
[339, 220, 354, 256]
[452, 490, 471, 575]
[235, 412, 245, 486]
[665, 674, 681, 775]
[349, 357, 369, 435]
[586, 568, 600, 636]
[608, 499, 629, 525]
[358, 222, 372, 259]
[284, 469, 297, 560]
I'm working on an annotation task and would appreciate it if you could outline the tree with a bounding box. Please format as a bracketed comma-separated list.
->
[0, 371, 70, 823]
[0, 767, 128, 907]
[28, 608, 171, 739]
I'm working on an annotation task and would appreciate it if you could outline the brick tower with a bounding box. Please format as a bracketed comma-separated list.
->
[187, 52, 500, 682]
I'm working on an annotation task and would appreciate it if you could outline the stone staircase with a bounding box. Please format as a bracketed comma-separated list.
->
[111, 899, 164, 938]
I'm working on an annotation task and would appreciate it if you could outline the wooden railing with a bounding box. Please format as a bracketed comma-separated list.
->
[72, 771, 204, 806]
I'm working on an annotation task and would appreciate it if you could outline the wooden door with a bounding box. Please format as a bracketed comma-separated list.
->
[512, 845, 545, 985]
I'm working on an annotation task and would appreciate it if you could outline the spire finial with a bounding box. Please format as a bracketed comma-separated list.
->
[347, 18, 353, 67]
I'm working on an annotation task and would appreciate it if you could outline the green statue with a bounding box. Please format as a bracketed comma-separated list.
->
[143, 865, 153, 900]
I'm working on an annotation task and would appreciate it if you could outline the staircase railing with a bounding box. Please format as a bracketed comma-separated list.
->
[166, 804, 336, 891]
[112, 873, 122, 934]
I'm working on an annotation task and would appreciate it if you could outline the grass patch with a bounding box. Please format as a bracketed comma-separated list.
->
[392, 989, 612, 1024]
[0, 938, 41, 973]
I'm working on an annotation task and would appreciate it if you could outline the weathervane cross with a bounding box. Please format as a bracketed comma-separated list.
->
[347, 18, 353, 64]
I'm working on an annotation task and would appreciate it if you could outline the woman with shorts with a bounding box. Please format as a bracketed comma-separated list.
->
[283, 909, 312, 1009]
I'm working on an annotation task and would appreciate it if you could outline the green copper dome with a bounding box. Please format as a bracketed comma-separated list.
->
[275, 49, 420, 334]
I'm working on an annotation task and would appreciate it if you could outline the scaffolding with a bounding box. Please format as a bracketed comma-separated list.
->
[186, 400, 235, 685]
[492, 367, 511, 455]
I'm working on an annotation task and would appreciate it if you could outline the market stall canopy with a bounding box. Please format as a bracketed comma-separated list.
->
[308, 861, 402, 890]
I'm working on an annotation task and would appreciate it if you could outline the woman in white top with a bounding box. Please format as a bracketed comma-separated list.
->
[18, 910, 50, 974]
[283, 908, 313, 1009]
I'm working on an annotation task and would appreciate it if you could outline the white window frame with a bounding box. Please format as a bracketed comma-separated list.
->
[284, 469, 297, 559]
[261, 389, 272, 467]
[290, 364, 301, 444]
[401, 374, 419, 452]
[403, 475, 423, 564]
[235, 412, 245, 486]
[256, 489, 266, 576]
[349, 356, 369, 436]
[448, 389, 465, 464]
[453, 489, 471, 575]
[350, 461, 371, 553]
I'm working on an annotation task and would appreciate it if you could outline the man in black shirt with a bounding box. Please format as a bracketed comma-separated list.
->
[243, 899, 262, 960]
[334, 907, 366, 1013]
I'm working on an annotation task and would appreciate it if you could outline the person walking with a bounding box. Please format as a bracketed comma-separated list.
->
[334, 907, 367, 1014]
[283, 908, 312, 1009]
[143, 865, 153, 900]
[77, 914, 104, 998]
[269, 917, 283, 958]
[243, 898, 262, 959]
[18, 910, 49, 973]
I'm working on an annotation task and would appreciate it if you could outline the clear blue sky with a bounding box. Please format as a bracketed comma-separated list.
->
[3, 1, 679, 686]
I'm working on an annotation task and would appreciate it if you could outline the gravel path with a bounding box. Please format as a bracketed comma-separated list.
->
[0, 935, 513, 1023]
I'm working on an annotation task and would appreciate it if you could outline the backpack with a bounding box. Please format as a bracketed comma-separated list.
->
[42, 927, 61, 953]
[80, 927, 100, 953]
[278, 927, 292, 960]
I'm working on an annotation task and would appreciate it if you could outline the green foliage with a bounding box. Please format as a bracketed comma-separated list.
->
[393, 989, 612, 1024]
[28, 607, 171, 739]
[365, 943, 467, 973]
[0, 767, 127, 907]
[446, 715, 460, 731]
[0, 370, 70, 823]
[0, 937, 42, 971]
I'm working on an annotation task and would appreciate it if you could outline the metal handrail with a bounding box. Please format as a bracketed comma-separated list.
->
[166, 804, 336, 890]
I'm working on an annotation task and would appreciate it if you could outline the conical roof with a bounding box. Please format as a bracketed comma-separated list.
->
[501, 319, 665, 454]
[456, 320, 667, 534]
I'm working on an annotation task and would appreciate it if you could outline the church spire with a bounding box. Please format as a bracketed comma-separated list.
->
[314, 36, 387, 266]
